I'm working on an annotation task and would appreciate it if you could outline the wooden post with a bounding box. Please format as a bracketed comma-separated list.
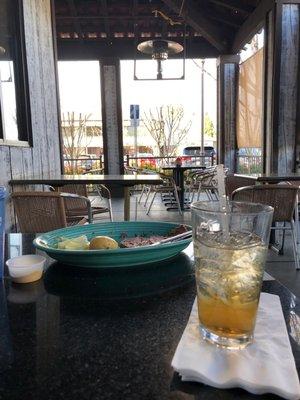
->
[100, 58, 124, 175]
[264, 2, 300, 174]
[217, 55, 239, 172]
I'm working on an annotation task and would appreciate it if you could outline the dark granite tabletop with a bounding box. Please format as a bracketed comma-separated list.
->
[0, 234, 299, 400]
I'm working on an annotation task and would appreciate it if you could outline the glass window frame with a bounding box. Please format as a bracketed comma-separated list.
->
[0, 0, 32, 145]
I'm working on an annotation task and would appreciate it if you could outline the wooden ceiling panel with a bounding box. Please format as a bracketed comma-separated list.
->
[54, 0, 269, 58]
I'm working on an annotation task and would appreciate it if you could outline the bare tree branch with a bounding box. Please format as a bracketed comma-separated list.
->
[143, 105, 192, 157]
[61, 112, 101, 171]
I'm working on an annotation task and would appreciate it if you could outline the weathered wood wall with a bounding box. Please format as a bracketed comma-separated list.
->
[0, 0, 61, 230]
[217, 55, 239, 172]
[264, 3, 300, 174]
[100, 59, 124, 175]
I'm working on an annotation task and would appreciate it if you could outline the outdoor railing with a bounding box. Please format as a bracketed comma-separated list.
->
[236, 154, 262, 175]
[63, 156, 104, 174]
[63, 154, 216, 174]
[124, 155, 215, 170]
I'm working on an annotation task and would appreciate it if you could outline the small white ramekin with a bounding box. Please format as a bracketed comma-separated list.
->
[6, 255, 46, 284]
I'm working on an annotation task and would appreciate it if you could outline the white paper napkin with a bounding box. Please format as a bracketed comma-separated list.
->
[172, 293, 300, 400]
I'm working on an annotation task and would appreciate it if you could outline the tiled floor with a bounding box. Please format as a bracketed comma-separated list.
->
[93, 192, 300, 298]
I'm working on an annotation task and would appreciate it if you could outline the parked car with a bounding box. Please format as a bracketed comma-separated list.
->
[79, 154, 98, 171]
[183, 146, 216, 157]
[63, 154, 98, 173]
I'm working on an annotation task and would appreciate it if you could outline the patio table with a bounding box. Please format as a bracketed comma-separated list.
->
[1, 233, 299, 400]
[9, 174, 162, 221]
[234, 173, 300, 183]
[161, 165, 206, 210]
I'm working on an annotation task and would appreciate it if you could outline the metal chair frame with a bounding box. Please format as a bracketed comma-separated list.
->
[146, 174, 182, 215]
[232, 184, 300, 270]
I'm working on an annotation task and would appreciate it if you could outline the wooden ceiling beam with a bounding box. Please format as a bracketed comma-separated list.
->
[209, 14, 241, 29]
[66, 0, 84, 39]
[209, 0, 253, 14]
[100, 0, 110, 38]
[231, 0, 275, 53]
[161, 0, 228, 53]
[56, 15, 181, 21]
[57, 37, 220, 59]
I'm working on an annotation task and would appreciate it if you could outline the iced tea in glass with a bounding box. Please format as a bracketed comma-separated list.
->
[191, 201, 273, 349]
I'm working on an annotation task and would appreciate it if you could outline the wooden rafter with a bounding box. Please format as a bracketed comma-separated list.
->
[161, 0, 228, 52]
[209, 0, 253, 14]
[57, 37, 220, 60]
[231, 0, 275, 53]
[66, 0, 84, 39]
[209, 12, 243, 28]
[100, 0, 110, 38]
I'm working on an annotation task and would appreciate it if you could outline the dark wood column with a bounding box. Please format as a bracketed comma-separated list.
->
[264, 2, 300, 174]
[217, 55, 239, 172]
[100, 58, 124, 175]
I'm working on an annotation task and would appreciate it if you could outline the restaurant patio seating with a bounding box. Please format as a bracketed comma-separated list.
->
[232, 184, 300, 269]
[187, 170, 218, 202]
[225, 175, 256, 197]
[12, 191, 92, 233]
[57, 183, 113, 222]
[146, 174, 182, 215]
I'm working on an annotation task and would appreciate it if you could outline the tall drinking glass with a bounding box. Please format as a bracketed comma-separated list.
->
[191, 201, 273, 349]
[0, 187, 6, 280]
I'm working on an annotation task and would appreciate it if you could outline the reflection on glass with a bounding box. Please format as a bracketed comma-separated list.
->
[0, 60, 18, 140]
[0, 282, 13, 370]
[289, 311, 300, 346]
[8, 280, 46, 304]
[7, 234, 22, 259]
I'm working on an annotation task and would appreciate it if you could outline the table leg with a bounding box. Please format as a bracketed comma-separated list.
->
[124, 187, 130, 221]
[176, 169, 185, 209]
[295, 195, 300, 244]
[165, 168, 189, 211]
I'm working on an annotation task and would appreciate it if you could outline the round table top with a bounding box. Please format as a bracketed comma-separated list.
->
[1, 233, 300, 400]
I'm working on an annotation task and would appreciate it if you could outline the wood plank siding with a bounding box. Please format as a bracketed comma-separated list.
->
[217, 55, 239, 172]
[264, 3, 300, 174]
[277, 4, 300, 174]
[0, 0, 61, 230]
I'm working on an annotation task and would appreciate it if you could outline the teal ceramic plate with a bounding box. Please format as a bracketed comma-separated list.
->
[33, 221, 192, 268]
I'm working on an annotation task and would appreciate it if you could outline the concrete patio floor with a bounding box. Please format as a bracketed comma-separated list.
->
[92, 192, 300, 298]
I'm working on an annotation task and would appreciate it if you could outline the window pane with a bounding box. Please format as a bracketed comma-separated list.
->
[0, 61, 18, 140]
[121, 59, 217, 162]
[58, 61, 103, 174]
[0, 0, 31, 142]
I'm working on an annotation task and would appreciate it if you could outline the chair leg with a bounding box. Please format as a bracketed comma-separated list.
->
[191, 189, 195, 203]
[144, 188, 152, 207]
[278, 223, 286, 255]
[108, 198, 113, 222]
[291, 220, 300, 270]
[185, 185, 189, 199]
[295, 196, 300, 244]
[173, 188, 183, 215]
[206, 189, 213, 201]
[212, 189, 219, 201]
[197, 185, 201, 201]
[146, 192, 157, 215]
[138, 185, 146, 204]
